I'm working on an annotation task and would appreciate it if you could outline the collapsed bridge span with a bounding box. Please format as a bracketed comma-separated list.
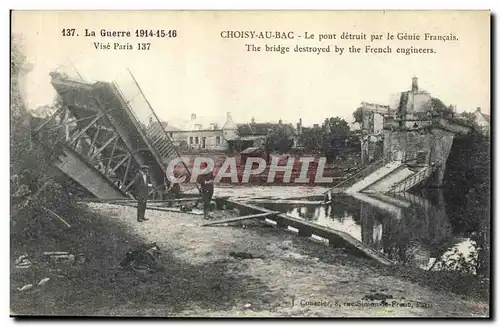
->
[33, 70, 197, 200]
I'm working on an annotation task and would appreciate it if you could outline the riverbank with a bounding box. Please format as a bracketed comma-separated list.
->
[10, 203, 488, 317]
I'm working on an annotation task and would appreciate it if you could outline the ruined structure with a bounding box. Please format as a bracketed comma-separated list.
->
[329, 77, 471, 199]
[32, 70, 195, 200]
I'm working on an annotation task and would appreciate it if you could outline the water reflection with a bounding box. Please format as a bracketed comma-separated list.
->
[257, 190, 474, 270]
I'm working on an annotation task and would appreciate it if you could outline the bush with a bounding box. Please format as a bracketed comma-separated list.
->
[10, 36, 78, 240]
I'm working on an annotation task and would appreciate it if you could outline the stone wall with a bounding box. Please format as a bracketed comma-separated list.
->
[172, 129, 228, 151]
[382, 127, 456, 186]
[430, 128, 455, 187]
[383, 130, 432, 163]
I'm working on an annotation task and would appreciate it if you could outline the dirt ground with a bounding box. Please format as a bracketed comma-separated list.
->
[10, 202, 489, 318]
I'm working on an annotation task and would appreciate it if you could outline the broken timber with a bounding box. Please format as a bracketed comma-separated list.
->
[78, 196, 201, 204]
[200, 211, 280, 227]
[219, 198, 394, 266]
[112, 202, 204, 215]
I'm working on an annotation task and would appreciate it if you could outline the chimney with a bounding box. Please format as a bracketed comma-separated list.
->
[299, 118, 303, 134]
[191, 113, 197, 121]
[412, 76, 418, 93]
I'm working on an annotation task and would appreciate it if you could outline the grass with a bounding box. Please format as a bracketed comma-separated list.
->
[10, 206, 267, 316]
[10, 203, 489, 317]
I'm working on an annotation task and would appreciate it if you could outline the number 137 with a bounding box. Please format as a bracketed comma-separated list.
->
[137, 43, 151, 50]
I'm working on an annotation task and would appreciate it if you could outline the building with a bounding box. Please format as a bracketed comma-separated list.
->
[152, 112, 237, 151]
[236, 120, 299, 150]
[146, 112, 237, 152]
[359, 77, 437, 165]
[472, 107, 490, 135]
[360, 102, 390, 135]
[388, 76, 433, 114]
[147, 113, 302, 153]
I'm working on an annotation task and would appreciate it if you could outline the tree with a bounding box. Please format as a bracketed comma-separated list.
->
[322, 117, 350, 136]
[353, 106, 364, 124]
[299, 126, 322, 153]
[321, 117, 350, 163]
[444, 132, 490, 278]
[11, 36, 32, 175]
[431, 97, 455, 118]
[11, 37, 77, 237]
[265, 124, 294, 153]
[459, 111, 476, 124]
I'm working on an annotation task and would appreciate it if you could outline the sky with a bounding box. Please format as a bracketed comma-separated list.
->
[12, 11, 490, 128]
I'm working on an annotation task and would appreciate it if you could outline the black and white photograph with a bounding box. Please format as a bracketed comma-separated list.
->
[10, 10, 491, 318]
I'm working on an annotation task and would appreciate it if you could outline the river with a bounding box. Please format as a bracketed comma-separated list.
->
[247, 189, 480, 272]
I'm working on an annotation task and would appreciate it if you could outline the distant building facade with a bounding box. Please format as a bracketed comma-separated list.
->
[147, 112, 237, 152]
[148, 113, 302, 153]
[472, 107, 490, 135]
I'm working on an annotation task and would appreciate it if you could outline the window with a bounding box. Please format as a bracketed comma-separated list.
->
[216, 136, 221, 145]
[189, 136, 193, 144]
[169, 132, 173, 138]
[195, 136, 199, 144]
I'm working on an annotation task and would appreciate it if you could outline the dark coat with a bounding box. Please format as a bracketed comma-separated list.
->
[134, 171, 150, 200]
[197, 172, 215, 194]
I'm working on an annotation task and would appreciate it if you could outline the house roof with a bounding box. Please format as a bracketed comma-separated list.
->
[180, 116, 224, 131]
[147, 121, 181, 133]
[239, 135, 266, 141]
[241, 146, 264, 154]
[237, 123, 296, 136]
[479, 112, 490, 124]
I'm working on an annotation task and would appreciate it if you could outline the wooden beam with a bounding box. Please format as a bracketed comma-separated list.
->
[118, 203, 204, 215]
[224, 199, 277, 214]
[122, 155, 132, 185]
[78, 197, 202, 205]
[87, 125, 101, 157]
[111, 154, 131, 173]
[68, 112, 105, 146]
[248, 199, 324, 205]
[42, 206, 71, 228]
[90, 134, 118, 160]
[123, 178, 135, 192]
[33, 106, 65, 133]
[45, 114, 99, 131]
[274, 213, 394, 265]
[104, 137, 119, 174]
[201, 211, 279, 227]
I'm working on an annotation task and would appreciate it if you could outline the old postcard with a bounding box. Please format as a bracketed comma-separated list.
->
[10, 10, 490, 318]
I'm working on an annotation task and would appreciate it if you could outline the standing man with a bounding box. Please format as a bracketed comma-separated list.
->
[135, 165, 150, 222]
[197, 162, 215, 220]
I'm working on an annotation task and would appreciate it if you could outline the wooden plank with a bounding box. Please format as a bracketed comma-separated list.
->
[33, 106, 65, 133]
[219, 198, 393, 266]
[274, 213, 394, 266]
[201, 211, 279, 227]
[298, 229, 313, 237]
[249, 199, 324, 205]
[224, 198, 276, 214]
[116, 203, 204, 215]
[68, 112, 105, 146]
[78, 197, 201, 204]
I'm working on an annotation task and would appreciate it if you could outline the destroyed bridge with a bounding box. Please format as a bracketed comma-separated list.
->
[33, 70, 197, 200]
